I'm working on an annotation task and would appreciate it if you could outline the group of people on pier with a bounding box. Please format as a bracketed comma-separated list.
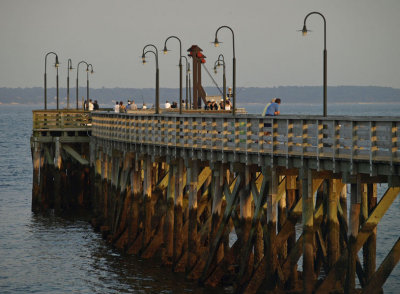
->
[114, 100, 143, 113]
[84, 99, 99, 111]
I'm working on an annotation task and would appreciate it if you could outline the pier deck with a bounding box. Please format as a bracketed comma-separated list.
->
[31, 109, 400, 293]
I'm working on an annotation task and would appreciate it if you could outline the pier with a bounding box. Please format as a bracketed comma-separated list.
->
[31, 108, 400, 293]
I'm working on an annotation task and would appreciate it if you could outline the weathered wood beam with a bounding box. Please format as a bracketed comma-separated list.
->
[362, 237, 400, 294]
[62, 145, 89, 165]
[200, 175, 241, 283]
[356, 187, 400, 252]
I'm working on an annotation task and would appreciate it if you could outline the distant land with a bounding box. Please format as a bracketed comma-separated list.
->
[0, 86, 399, 107]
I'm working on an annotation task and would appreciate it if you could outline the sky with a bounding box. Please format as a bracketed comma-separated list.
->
[0, 0, 399, 89]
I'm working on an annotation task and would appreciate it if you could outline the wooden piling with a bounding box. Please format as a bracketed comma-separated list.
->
[187, 160, 199, 271]
[163, 162, 175, 265]
[345, 177, 361, 294]
[265, 167, 278, 289]
[285, 175, 298, 289]
[363, 183, 377, 285]
[301, 168, 314, 294]
[328, 179, 340, 268]
[143, 156, 153, 250]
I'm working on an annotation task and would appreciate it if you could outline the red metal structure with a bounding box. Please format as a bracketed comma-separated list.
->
[187, 45, 207, 109]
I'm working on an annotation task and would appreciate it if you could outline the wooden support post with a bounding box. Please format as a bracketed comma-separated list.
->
[328, 179, 340, 268]
[286, 175, 298, 288]
[278, 175, 287, 263]
[362, 238, 400, 294]
[200, 175, 241, 283]
[143, 156, 153, 249]
[163, 162, 175, 265]
[130, 160, 141, 243]
[301, 168, 314, 294]
[265, 167, 278, 289]
[238, 165, 252, 282]
[345, 177, 361, 294]
[54, 137, 62, 210]
[363, 183, 377, 284]
[32, 141, 41, 210]
[340, 183, 348, 253]
[173, 158, 184, 271]
[187, 160, 199, 272]
[240, 166, 252, 244]
[211, 162, 224, 263]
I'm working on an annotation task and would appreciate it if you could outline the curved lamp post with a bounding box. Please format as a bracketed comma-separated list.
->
[181, 55, 191, 110]
[142, 44, 160, 114]
[214, 54, 226, 102]
[163, 36, 183, 114]
[44, 52, 60, 110]
[213, 26, 236, 115]
[67, 59, 74, 109]
[87, 64, 94, 108]
[301, 12, 327, 117]
[76, 61, 88, 110]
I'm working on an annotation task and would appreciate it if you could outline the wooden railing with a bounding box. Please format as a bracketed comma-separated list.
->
[91, 112, 400, 166]
[32, 110, 92, 130]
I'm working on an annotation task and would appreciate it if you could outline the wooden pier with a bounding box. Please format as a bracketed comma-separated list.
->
[31, 109, 400, 293]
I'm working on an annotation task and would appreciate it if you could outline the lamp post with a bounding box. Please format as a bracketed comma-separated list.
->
[87, 64, 94, 108]
[213, 26, 236, 115]
[301, 11, 327, 117]
[163, 36, 183, 114]
[44, 52, 60, 110]
[142, 44, 160, 114]
[67, 59, 73, 109]
[214, 54, 226, 103]
[181, 55, 190, 110]
[76, 61, 88, 110]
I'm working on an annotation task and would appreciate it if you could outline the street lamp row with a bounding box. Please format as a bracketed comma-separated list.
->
[44, 52, 95, 111]
[141, 10, 327, 116]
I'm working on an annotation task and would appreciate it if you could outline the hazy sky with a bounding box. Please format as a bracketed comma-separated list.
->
[0, 0, 399, 89]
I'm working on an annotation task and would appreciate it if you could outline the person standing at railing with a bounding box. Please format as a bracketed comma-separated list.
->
[114, 101, 120, 113]
[88, 99, 94, 111]
[119, 101, 126, 113]
[93, 100, 99, 110]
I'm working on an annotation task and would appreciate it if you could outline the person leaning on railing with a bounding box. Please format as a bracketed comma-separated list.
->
[262, 98, 281, 136]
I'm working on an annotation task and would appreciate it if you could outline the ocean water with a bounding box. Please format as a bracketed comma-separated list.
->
[0, 104, 399, 293]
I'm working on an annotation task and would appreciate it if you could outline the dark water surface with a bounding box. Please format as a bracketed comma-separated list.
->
[0, 104, 399, 293]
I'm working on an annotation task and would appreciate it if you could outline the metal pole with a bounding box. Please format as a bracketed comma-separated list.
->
[67, 75, 70, 109]
[156, 67, 160, 114]
[179, 62, 182, 114]
[87, 71, 89, 108]
[188, 74, 192, 109]
[323, 49, 327, 117]
[56, 67, 59, 110]
[232, 57, 236, 116]
[303, 12, 327, 117]
[223, 64, 226, 104]
[76, 77, 79, 110]
[185, 70, 188, 109]
[44, 73, 47, 110]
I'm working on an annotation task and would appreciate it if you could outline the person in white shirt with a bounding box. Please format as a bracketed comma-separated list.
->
[165, 100, 171, 109]
[88, 99, 94, 111]
[114, 101, 120, 113]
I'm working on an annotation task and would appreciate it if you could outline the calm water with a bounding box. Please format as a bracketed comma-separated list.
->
[0, 104, 399, 293]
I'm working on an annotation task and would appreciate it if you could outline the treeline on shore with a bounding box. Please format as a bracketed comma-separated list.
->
[0, 85, 399, 106]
